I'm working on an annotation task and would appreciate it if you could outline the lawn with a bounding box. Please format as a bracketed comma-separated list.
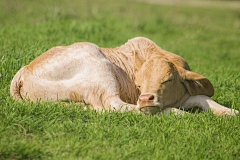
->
[0, 0, 240, 159]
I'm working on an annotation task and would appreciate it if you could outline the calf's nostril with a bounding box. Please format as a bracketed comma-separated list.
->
[149, 95, 154, 101]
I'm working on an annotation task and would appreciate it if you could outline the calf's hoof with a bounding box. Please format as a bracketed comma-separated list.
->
[213, 109, 239, 118]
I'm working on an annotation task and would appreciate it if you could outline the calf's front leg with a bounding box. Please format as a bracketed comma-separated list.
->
[158, 108, 190, 117]
[181, 95, 239, 117]
[104, 96, 140, 113]
[85, 95, 140, 113]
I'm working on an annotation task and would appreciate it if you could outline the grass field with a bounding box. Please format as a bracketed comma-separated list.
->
[0, 0, 240, 159]
[135, 0, 240, 9]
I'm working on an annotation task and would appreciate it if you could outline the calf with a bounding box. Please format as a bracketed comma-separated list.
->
[10, 37, 239, 117]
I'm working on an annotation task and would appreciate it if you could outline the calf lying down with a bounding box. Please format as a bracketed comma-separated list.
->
[11, 37, 239, 117]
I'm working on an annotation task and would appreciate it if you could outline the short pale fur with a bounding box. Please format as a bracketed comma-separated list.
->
[10, 37, 239, 116]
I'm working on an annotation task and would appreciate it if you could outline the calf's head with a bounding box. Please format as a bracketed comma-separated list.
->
[135, 55, 214, 115]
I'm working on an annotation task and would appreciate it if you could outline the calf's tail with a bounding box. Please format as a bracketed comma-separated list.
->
[10, 67, 24, 101]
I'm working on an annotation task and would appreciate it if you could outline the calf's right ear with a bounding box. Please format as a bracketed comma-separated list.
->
[179, 68, 214, 97]
[133, 51, 145, 71]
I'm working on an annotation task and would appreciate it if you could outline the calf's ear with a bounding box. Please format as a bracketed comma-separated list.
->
[179, 68, 214, 97]
[133, 51, 145, 71]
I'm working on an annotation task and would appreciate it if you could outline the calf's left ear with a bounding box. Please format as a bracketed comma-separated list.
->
[179, 69, 214, 97]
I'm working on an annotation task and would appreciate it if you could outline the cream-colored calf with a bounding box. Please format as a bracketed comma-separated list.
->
[10, 37, 239, 117]
[11, 43, 138, 112]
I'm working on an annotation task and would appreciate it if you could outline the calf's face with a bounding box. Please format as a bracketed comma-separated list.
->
[135, 56, 214, 115]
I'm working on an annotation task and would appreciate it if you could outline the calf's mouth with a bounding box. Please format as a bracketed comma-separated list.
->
[140, 106, 160, 115]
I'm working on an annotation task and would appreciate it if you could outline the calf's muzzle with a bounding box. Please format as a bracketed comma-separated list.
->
[138, 94, 160, 115]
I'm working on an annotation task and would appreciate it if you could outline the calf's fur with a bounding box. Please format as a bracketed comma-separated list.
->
[10, 37, 239, 116]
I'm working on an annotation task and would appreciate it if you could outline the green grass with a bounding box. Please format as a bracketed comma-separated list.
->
[0, 0, 240, 159]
